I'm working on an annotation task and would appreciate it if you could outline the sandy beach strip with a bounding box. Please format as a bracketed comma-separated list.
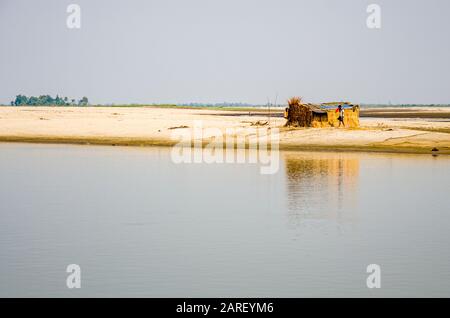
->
[0, 106, 449, 154]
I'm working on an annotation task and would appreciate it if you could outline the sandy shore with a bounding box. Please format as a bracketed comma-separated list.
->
[0, 106, 449, 154]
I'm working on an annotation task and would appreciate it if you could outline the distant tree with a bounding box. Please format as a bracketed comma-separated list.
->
[37, 95, 52, 105]
[14, 94, 28, 106]
[45, 95, 54, 105]
[78, 96, 89, 106]
[55, 95, 64, 106]
[28, 96, 38, 106]
[11, 94, 89, 106]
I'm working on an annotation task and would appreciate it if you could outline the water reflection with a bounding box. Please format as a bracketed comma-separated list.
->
[283, 152, 360, 225]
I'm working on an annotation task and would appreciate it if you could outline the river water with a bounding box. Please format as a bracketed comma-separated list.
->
[0, 143, 449, 297]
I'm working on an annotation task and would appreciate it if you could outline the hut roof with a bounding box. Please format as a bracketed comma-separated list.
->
[320, 102, 359, 110]
[289, 102, 359, 114]
[302, 103, 327, 114]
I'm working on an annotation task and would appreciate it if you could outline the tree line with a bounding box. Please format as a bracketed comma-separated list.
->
[11, 95, 89, 106]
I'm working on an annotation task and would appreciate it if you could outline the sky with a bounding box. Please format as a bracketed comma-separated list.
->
[1, 0, 449, 105]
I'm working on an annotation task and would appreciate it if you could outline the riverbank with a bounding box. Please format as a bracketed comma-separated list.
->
[0, 106, 449, 154]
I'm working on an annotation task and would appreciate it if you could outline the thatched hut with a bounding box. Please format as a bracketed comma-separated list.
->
[284, 97, 360, 128]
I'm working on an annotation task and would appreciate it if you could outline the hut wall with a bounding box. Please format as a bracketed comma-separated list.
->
[311, 113, 329, 128]
[327, 111, 338, 127]
[345, 107, 360, 128]
[327, 106, 360, 128]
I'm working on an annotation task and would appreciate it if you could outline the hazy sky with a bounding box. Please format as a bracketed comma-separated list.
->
[1, 0, 449, 105]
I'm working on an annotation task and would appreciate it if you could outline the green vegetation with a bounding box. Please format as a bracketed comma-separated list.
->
[11, 95, 89, 106]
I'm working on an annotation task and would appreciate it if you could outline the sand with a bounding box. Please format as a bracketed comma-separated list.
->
[0, 106, 449, 154]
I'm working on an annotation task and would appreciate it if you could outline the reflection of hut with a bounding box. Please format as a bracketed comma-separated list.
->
[284, 97, 360, 128]
[284, 152, 360, 222]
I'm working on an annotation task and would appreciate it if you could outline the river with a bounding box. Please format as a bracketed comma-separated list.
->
[0, 143, 449, 297]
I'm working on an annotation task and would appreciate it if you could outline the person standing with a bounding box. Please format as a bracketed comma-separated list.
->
[336, 105, 345, 127]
